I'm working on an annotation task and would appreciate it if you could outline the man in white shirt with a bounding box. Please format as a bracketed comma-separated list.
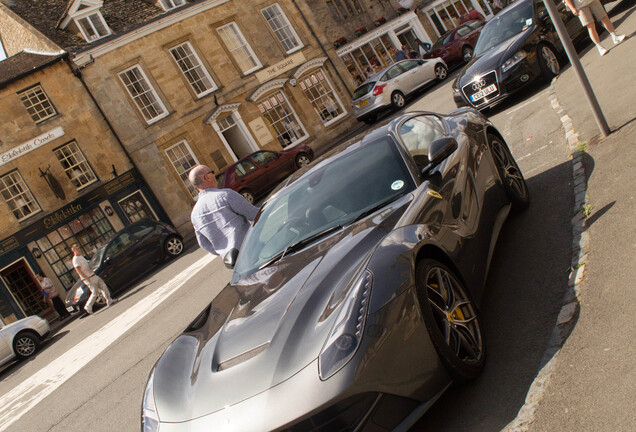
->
[188, 165, 258, 257]
[71, 244, 113, 315]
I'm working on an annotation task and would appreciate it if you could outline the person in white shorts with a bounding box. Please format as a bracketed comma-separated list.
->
[71, 244, 113, 315]
[564, 0, 626, 56]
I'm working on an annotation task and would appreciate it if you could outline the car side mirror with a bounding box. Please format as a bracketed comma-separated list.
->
[223, 248, 239, 269]
[421, 137, 458, 177]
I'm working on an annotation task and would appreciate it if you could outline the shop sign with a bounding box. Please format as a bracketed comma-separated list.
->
[0, 237, 19, 255]
[0, 127, 65, 167]
[104, 172, 136, 194]
[43, 204, 83, 229]
[248, 118, 275, 146]
[256, 52, 305, 83]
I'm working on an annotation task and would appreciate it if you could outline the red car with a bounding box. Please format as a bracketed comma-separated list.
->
[423, 20, 486, 67]
[217, 145, 314, 203]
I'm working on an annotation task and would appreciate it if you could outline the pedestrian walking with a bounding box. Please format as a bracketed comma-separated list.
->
[565, 0, 625, 56]
[36, 272, 71, 320]
[393, 46, 408, 61]
[188, 165, 258, 257]
[71, 244, 113, 315]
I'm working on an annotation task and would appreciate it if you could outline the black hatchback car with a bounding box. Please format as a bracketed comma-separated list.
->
[65, 219, 184, 313]
[452, 0, 586, 109]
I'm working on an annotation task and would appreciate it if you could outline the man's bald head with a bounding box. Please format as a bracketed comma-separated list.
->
[189, 165, 216, 190]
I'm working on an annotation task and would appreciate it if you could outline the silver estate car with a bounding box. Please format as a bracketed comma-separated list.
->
[352, 58, 448, 124]
[0, 315, 50, 365]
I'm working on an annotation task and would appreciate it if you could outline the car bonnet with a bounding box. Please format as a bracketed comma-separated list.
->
[151, 200, 411, 422]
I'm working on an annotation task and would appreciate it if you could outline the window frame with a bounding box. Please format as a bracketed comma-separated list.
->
[257, 91, 308, 148]
[53, 141, 98, 190]
[216, 22, 262, 75]
[164, 140, 200, 199]
[74, 12, 111, 43]
[158, 0, 185, 11]
[0, 170, 41, 221]
[17, 84, 57, 123]
[118, 64, 169, 125]
[169, 41, 218, 98]
[261, 3, 303, 54]
[298, 68, 347, 127]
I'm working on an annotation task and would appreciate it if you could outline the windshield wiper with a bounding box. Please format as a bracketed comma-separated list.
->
[349, 195, 401, 225]
[259, 225, 342, 269]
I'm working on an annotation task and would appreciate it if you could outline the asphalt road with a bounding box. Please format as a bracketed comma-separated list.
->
[0, 5, 632, 428]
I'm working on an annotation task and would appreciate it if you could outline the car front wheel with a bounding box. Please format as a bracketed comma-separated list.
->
[295, 153, 312, 168]
[416, 259, 485, 382]
[165, 235, 184, 257]
[14, 331, 40, 360]
[391, 91, 405, 109]
[435, 64, 448, 81]
[538, 44, 560, 80]
[489, 134, 530, 211]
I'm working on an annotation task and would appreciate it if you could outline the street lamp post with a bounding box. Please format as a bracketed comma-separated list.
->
[541, 0, 610, 137]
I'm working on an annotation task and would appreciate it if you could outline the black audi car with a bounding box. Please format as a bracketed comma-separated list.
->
[142, 109, 530, 431]
[453, 0, 586, 109]
[65, 219, 184, 313]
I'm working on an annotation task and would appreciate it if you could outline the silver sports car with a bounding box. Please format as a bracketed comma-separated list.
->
[142, 109, 529, 431]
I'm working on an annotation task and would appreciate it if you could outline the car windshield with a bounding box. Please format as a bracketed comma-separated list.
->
[430, 31, 453, 51]
[233, 137, 416, 276]
[474, 1, 534, 56]
[353, 82, 377, 99]
[90, 245, 107, 268]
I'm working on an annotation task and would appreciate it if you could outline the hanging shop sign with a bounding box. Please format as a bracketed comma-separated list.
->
[0, 127, 65, 167]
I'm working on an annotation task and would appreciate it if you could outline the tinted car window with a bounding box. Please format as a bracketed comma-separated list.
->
[401, 60, 420, 71]
[105, 232, 135, 259]
[353, 82, 377, 99]
[251, 151, 278, 165]
[129, 223, 154, 239]
[398, 115, 447, 167]
[474, 1, 534, 55]
[431, 31, 452, 50]
[235, 138, 416, 276]
[235, 160, 258, 177]
[467, 20, 485, 30]
[384, 64, 405, 80]
[456, 26, 471, 37]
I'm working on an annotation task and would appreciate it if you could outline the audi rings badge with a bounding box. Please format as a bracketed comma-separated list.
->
[471, 79, 487, 91]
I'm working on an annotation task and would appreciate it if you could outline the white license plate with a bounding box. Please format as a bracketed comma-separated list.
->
[470, 84, 497, 102]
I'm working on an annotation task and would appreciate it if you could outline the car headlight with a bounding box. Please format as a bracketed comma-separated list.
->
[501, 51, 528, 72]
[142, 370, 160, 432]
[319, 270, 372, 380]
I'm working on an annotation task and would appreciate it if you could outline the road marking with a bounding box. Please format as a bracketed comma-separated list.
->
[0, 253, 216, 432]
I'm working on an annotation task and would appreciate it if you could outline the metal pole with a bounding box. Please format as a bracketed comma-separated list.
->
[541, 0, 610, 137]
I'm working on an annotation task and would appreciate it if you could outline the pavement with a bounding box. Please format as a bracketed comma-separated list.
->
[505, 1, 636, 430]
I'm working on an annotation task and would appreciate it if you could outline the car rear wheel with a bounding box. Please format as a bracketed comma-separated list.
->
[416, 259, 485, 382]
[462, 46, 473, 62]
[14, 331, 40, 360]
[435, 64, 448, 81]
[538, 44, 560, 80]
[240, 189, 255, 204]
[489, 134, 530, 211]
[391, 91, 405, 109]
[295, 153, 312, 168]
[165, 235, 184, 257]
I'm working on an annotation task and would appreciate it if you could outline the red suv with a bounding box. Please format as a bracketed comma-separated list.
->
[217, 145, 314, 203]
[423, 20, 486, 67]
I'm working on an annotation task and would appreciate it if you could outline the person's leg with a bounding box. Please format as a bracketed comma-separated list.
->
[96, 277, 113, 306]
[586, 23, 601, 45]
[85, 285, 97, 314]
[52, 297, 69, 318]
[592, 2, 625, 44]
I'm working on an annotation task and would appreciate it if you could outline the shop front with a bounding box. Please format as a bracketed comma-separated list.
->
[0, 169, 168, 324]
[419, 0, 494, 38]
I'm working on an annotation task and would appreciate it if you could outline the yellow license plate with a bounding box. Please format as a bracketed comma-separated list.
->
[358, 99, 369, 107]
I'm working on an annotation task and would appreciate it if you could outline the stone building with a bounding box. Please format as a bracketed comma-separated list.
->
[0, 50, 167, 322]
[1, 0, 357, 240]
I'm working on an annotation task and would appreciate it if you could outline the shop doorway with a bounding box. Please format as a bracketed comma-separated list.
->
[0, 260, 54, 320]
[216, 113, 256, 160]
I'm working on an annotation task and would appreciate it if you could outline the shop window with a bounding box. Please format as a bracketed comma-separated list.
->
[75, 13, 111, 42]
[0, 171, 40, 221]
[158, 0, 185, 11]
[54, 141, 97, 190]
[35, 208, 114, 289]
[257, 92, 307, 148]
[299, 69, 345, 125]
[262, 4, 302, 54]
[18, 85, 57, 123]
[118, 190, 156, 223]
[118, 65, 168, 124]
[170, 42, 218, 98]
[165, 140, 200, 198]
[217, 22, 262, 75]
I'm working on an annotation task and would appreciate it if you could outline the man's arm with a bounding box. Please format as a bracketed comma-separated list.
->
[226, 190, 258, 222]
[564, 0, 578, 15]
[195, 229, 219, 256]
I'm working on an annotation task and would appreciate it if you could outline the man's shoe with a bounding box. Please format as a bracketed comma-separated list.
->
[612, 34, 625, 45]
[598, 46, 608, 56]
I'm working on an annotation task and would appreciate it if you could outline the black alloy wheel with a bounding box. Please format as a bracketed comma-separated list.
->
[240, 189, 255, 204]
[165, 235, 184, 257]
[295, 153, 312, 168]
[435, 64, 448, 81]
[489, 134, 530, 211]
[538, 44, 560, 80]
[416, 259, 485, 382]
[391, 91, 406, 109]
[13, 331, 40, 360]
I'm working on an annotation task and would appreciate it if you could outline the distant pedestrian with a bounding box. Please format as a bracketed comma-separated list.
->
[188, 165, 258, 257]
[565, 0, 625, 56]
[394, 46, 408, 61]
[416, 39, 430, 57]
[36, 272, 70, 320]
[71, 244, 113, 315]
